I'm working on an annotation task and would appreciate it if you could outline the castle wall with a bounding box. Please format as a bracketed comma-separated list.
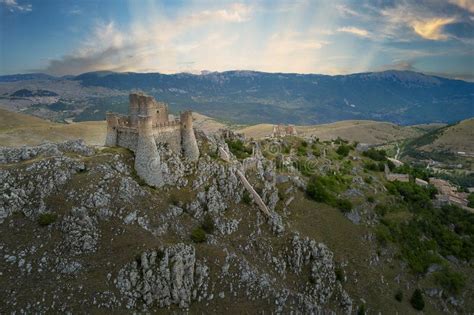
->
[153, 124, 182, 152]
[116, 128, 139, 152]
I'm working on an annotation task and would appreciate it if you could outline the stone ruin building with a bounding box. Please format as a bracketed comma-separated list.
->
[105, 93, 199, 187]
[272, 124, 297, 137]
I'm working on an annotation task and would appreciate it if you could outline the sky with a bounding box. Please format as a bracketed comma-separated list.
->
[0, 0, 473, 80]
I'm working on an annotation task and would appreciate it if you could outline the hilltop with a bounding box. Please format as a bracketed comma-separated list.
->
[1, 127, 473, 313]
[238, 120, 442, 144]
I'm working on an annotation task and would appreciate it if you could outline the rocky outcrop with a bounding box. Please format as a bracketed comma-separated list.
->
[116, 244, 209, 309]
[0, 139, 93, 164]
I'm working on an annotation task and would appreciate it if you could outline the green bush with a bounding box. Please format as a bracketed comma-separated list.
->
[395, 289, 403, 302]
[191, 227, 207, 243]
[375, 225, 391, 245]
[363, 148, 387, 161]
[468, 193, 474, 208]
[336, 144, 351, 157]
[364, 176, 373, 184]
[38, 213, 57, 226]
[434, 269, 466, 295]
[306, 178, 334, 203]
[367, 196, 375, 203]
[201, 214, 215, 234]
[374, 204, 389, 216]
[242, 191, 252, 204]
[336, 198, 353, 213]
[357, 303, 366, 315]
[226, 139, 252, 159]
[410, 289, 425, 311]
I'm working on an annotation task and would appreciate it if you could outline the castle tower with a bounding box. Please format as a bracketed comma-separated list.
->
[105, 112, 118, 146]
[180, 111, 200, 161]
[135, 115, 164, 187]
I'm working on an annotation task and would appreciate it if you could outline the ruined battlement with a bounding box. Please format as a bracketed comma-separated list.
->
[105, 93, 200, 187]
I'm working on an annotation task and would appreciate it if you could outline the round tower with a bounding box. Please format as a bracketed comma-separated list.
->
[135, 115, 164, 187]
[180, 111, 200, 161]
[105, 112, 118, 147]
[129, 93, 140, 127]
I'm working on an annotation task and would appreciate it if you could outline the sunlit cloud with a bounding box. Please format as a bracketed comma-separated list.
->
[448, 0, 474, 14]
[412, 17, 457, 40]
[337, 26, 370, 38]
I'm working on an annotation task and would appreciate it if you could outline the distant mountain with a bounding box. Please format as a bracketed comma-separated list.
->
[72, 70, 474, 125]
[10, 89, 58, 97]
[0, 73, 57, 82]
[1, 70, 472, 125]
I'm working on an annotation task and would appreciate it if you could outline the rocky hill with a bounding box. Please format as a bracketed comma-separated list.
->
[1, 131, 472, 313]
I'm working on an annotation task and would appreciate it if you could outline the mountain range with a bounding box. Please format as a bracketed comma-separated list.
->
[1, 70, 473, 125]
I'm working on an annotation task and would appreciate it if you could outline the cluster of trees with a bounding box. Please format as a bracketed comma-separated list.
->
[306, 174, 353, 213]
[375, 181, 472, 296]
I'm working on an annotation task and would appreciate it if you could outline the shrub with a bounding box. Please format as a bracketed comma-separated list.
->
[363, 148, 387, 161]
[335, 267, 344, 282]
[434, 269, 466, 295]
[336, 198, 353, 213]
[242, 191, 252, 204]
[191, 227, 207, 243]
[375, 225, 391, 245]
[468, 193, 474, 208]
[201, 214, 215, 234]
[367, 196, 375, 203]
[336, 144, 351, 157]
[364, 176, 373, 184]
[374, 204, 388, 216]
[395, 289, 403, 302]
[306, 178, 334, 203]
[410, 289, 425, 311]
[226, 139, 251, 159]
[38, 213, 57, 226]
[357, 304, 366, 315]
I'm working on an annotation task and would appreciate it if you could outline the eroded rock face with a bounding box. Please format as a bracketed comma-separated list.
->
[0, 155, 85, 222]
[116, 244, 209, 309]
[287, 234, 337, 307]
[0, 139, 94, 164]
[60, 207, 99, 256]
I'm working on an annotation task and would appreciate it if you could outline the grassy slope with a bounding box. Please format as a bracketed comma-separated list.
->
[418, 118, 474, 153]
[238, 120, 436, 144]
[0, 108, 106, 146]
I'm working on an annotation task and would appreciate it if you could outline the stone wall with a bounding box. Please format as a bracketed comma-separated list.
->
[116, 129, 138, 152]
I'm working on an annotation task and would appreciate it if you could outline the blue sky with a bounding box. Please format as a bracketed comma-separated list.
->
[1, 0, 473, 80]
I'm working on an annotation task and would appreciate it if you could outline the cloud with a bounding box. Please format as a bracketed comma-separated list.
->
[412, 17, 457, 40]
[0, 0, 31, 12]
[334, 4, 361, 17]
[380, 3, 458, 41]
[42, 4, 254, 75]
[337, 26, 370, 38]
[448, 0, 474, 13]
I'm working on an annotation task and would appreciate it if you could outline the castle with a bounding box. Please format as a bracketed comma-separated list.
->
[105, 93, 199, 187]
[272, 124, 297, 137]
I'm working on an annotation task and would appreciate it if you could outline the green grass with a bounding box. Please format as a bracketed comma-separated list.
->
[37, 213, 57, 226]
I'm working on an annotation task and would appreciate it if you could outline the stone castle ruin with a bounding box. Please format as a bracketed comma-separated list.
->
[105, 93, 199, 187]
[272, 124, 297, 137]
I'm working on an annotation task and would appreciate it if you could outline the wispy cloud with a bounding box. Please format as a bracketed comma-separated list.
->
[42, 4, 254, 75]
[380, 3, 458, 41]
[337, 26, 370, 38]
[0, 0, 31, 12]
[412, 17, 458, 40]
[448, 0, 474, 14]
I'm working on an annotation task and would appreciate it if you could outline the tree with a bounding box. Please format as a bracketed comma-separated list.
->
[410, 289, 425, 311]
